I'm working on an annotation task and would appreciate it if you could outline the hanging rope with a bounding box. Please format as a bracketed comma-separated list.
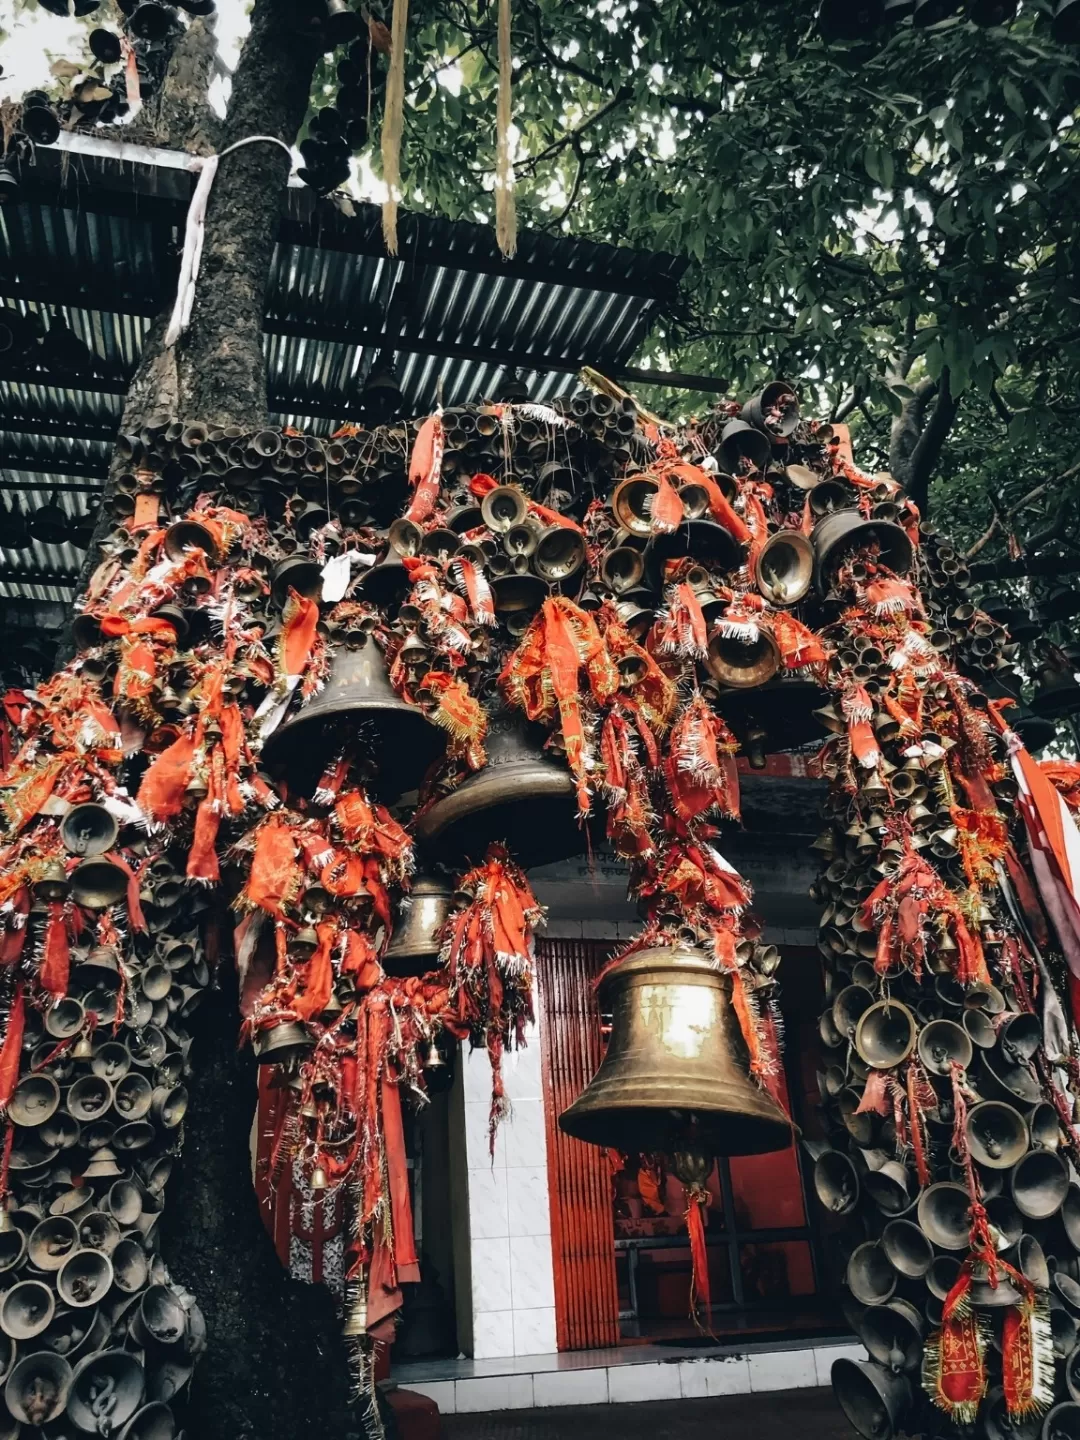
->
[381, 0, 409, 255]
[495, 0, 516, 258]
[164, 134, 294, 349]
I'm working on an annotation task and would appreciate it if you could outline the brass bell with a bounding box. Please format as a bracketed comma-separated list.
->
[880, 1219, 932, 1279]
[812, 508, 914, 588]
[534, 527, 586, 584]
[610, 474, 659, 536]
[252, 1022, 316, 1066]
[1, 1278, 55, 1340]
[916, 1018, 972, 1076]
[856, 1300, 923, 1373]
[481, 485, 529, 533]
[720, 419, 772, 473]
[754, 529, 814, 606]
[60, 802, 120, 858]
[311, 1164, 331, 1191]
[5, 1350, 73, 1426]
[414, 708, 581, 869]
[966, 1101, 1029, 1170]
[35, 859, 70, 902]
[968, 1257, 1024, 1307]
[863, 1161, 912, 1217]
[262, 640, 445, 800]
[918, 1182, 972, 1250]
[384, 874, 456, 972]
[1012, 1149, 1069, 1220]
[847, 1241, 896, 1307]
[558, 945, 791, 1156]
[69, 857, 129, 910]
[705, 630, 780, 690]
[832, 984, 874, 1040]
[163, 519, 220, 565]
[813, 1150, 860, 1215]
[67, 1350, 146, 1434]
[854, 1000, 916, 1069]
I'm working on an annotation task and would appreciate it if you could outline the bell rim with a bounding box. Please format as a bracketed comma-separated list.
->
[558, 1097, 792, 1157]
[414, 763, 576, 844]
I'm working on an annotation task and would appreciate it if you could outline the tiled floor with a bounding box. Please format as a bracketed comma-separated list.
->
[439, 1383, 854, 1438]
[395, 1339, 865, 1414]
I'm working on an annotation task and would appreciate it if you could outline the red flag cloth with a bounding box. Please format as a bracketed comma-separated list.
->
[291, 921, 336, 1021]
[137, 730, 198, 821]
[684, 1186, 711, 1322]
[39, 903, 71, 999]
[0, 985, 25, 1110]
[281, 589, 320, 679]
[381, 1076, 420, 1279]
[650, 474, 683, 534]
[405, 414, 444, 524]
[246, 820, 302, 918]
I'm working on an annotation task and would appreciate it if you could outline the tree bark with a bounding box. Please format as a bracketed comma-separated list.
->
[57, 4, 354, 1433]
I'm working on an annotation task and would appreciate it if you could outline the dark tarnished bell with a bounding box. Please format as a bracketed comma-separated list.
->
[854, 1000, 916, 1070]
[966, 1101, 1029, 1170]
[558, 945, 791, 1157]
[846, 1241, 896, 1306]
[262, 640, 445, 799]
[720, 419, 772, 473]
[812, 508, 914, 588]
[0, 1278, 55, 1339]
[5, 1349, 72, 1425]
[1012, 1149, 1069, 1220]
[481, 485, 528, 533]
[252, 1021, 316, 1065]
[69, 857, 129, 910]
[68, 1350, 145, 1435]
[60, 802, 119, 858]
[918, 1182, 972, 1251]
[414, 710, 580, 869]
[163, 519, 220, 565]
[831, 1358, 911, 1440]
[880, 1218, 932, 1279]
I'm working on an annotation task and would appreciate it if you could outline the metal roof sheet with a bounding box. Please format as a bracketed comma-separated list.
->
[0, 135, 688, 621]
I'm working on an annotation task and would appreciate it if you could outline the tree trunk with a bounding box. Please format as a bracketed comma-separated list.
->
[60, 4, 355, 1433]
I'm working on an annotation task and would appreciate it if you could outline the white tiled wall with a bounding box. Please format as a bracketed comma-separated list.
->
[402, 1341, 868, 1414]
[460, 1019, 558, 1359]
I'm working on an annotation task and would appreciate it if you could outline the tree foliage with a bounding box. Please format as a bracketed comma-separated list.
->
[355, 0, 1080, 578]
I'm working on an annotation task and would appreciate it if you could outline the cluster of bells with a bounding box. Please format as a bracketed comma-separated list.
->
[299, 23, 387, 193]
[0, 807, 209, 1438]
[0, 490, 100, 555]
[818, 0, 1078, 43]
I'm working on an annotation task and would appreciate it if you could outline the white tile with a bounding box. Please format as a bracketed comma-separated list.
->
[455, 1375, 534, 1413]
[814, 1343, 866, 1386]
[402, 1381, 455, 1414]
[532, 1367, 609, 1408]
[502, 1025, 543, 1102]
[465, 1099, 506, 1169]
[748, 1348, 819, 1392]
[503, 1098, 546, 1168]
[509, 1233, 555, 1310]
[507, 1166, 551, 1237]
[471, 1236, 512, 1314]
[469, 1166, 510, 1240]
[461, 1043, 496, 1105]
[703, 1357, 752, 1397]
[679, 1360, 710, 1399]
[513, 1306, 557, 1357]
[607, 1362, 682, 1403]
[472, 1309, 516, 1360]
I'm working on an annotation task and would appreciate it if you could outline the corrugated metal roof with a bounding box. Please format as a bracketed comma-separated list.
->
[0, 135, 687, 636]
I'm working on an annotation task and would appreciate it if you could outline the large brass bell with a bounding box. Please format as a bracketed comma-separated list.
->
[558, 945, 791, 1156]
[262, 640, 445, 799]
[755, 530, 814, 606]
[415, 709, 582, 869]
[383, 874, 455, 973]
[831, 1358, 911, 1440]
[705, 629, 780, 690]
[812, 508, 914, 588]
[1012, 1149, 1069, 1220]
[67, 1350, 146, 1435]
[918, 1182, 971, 1250]
[880, 1219, 932, 1278]
[857, 1299, 923, 1371]
[813, 1150, 860, 1214]
[916, 1018, 972, 1076]
[163, 519, 220, 565]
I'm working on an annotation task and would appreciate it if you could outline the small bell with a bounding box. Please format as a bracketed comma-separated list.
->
[310, 1164, 330, 1191]
[35, 860, 70, 903]
[72, 1033, 94, 1060]
[424, 1042, 446, 1070]
[343, 1278, 368, 1337]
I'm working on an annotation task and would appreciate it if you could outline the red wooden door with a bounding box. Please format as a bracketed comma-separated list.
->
[536, 938, 621, 1351]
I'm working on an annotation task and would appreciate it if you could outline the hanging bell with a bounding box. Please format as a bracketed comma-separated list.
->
[558, 945, 791, 1156]
[262, 640, 445, 799]
[813, 1150, 860, 1215]
[965, 1101, 1029, 1170]
[343, 1278, 368, 1338]
[481, 485, 529, 533]
[600, 546, 646, 594]
[383, 875, 456, 973]
[741, 381, 800, 437]
[720, 419, 772, 473]
[754, 530, 814, 606]
[705, 630, 780, 690]
[916, 1018, 972, 1076]
[533, 527, 586, 585]
[311, 1164, 331, 1191]
[918, 1182, 972, 1250]
[880, 1219, 932, 1280]
[812, 509, 914, 589]
[69, 857, 129, 910]
[35, 859, 70, 902]
[252, 1021, 316, 1065]
[5, 1350, 72, 1426]
[60, 802, 119, 858]
[854, 1000, 916, 1069]
[415, 709, 581, 867]
[28, 489, 71, 546]
[610, 475, 660, 536]
[163, 518, 220, 565]
[323, 0, 361, 48]
[1031, 654, 1080, 718]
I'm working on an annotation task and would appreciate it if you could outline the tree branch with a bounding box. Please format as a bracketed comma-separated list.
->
[969, 553, 1080, 582]
[906, 369, 959, 514]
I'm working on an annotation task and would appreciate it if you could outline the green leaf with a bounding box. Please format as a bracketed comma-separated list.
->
[1002, 79, 1025, 120]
